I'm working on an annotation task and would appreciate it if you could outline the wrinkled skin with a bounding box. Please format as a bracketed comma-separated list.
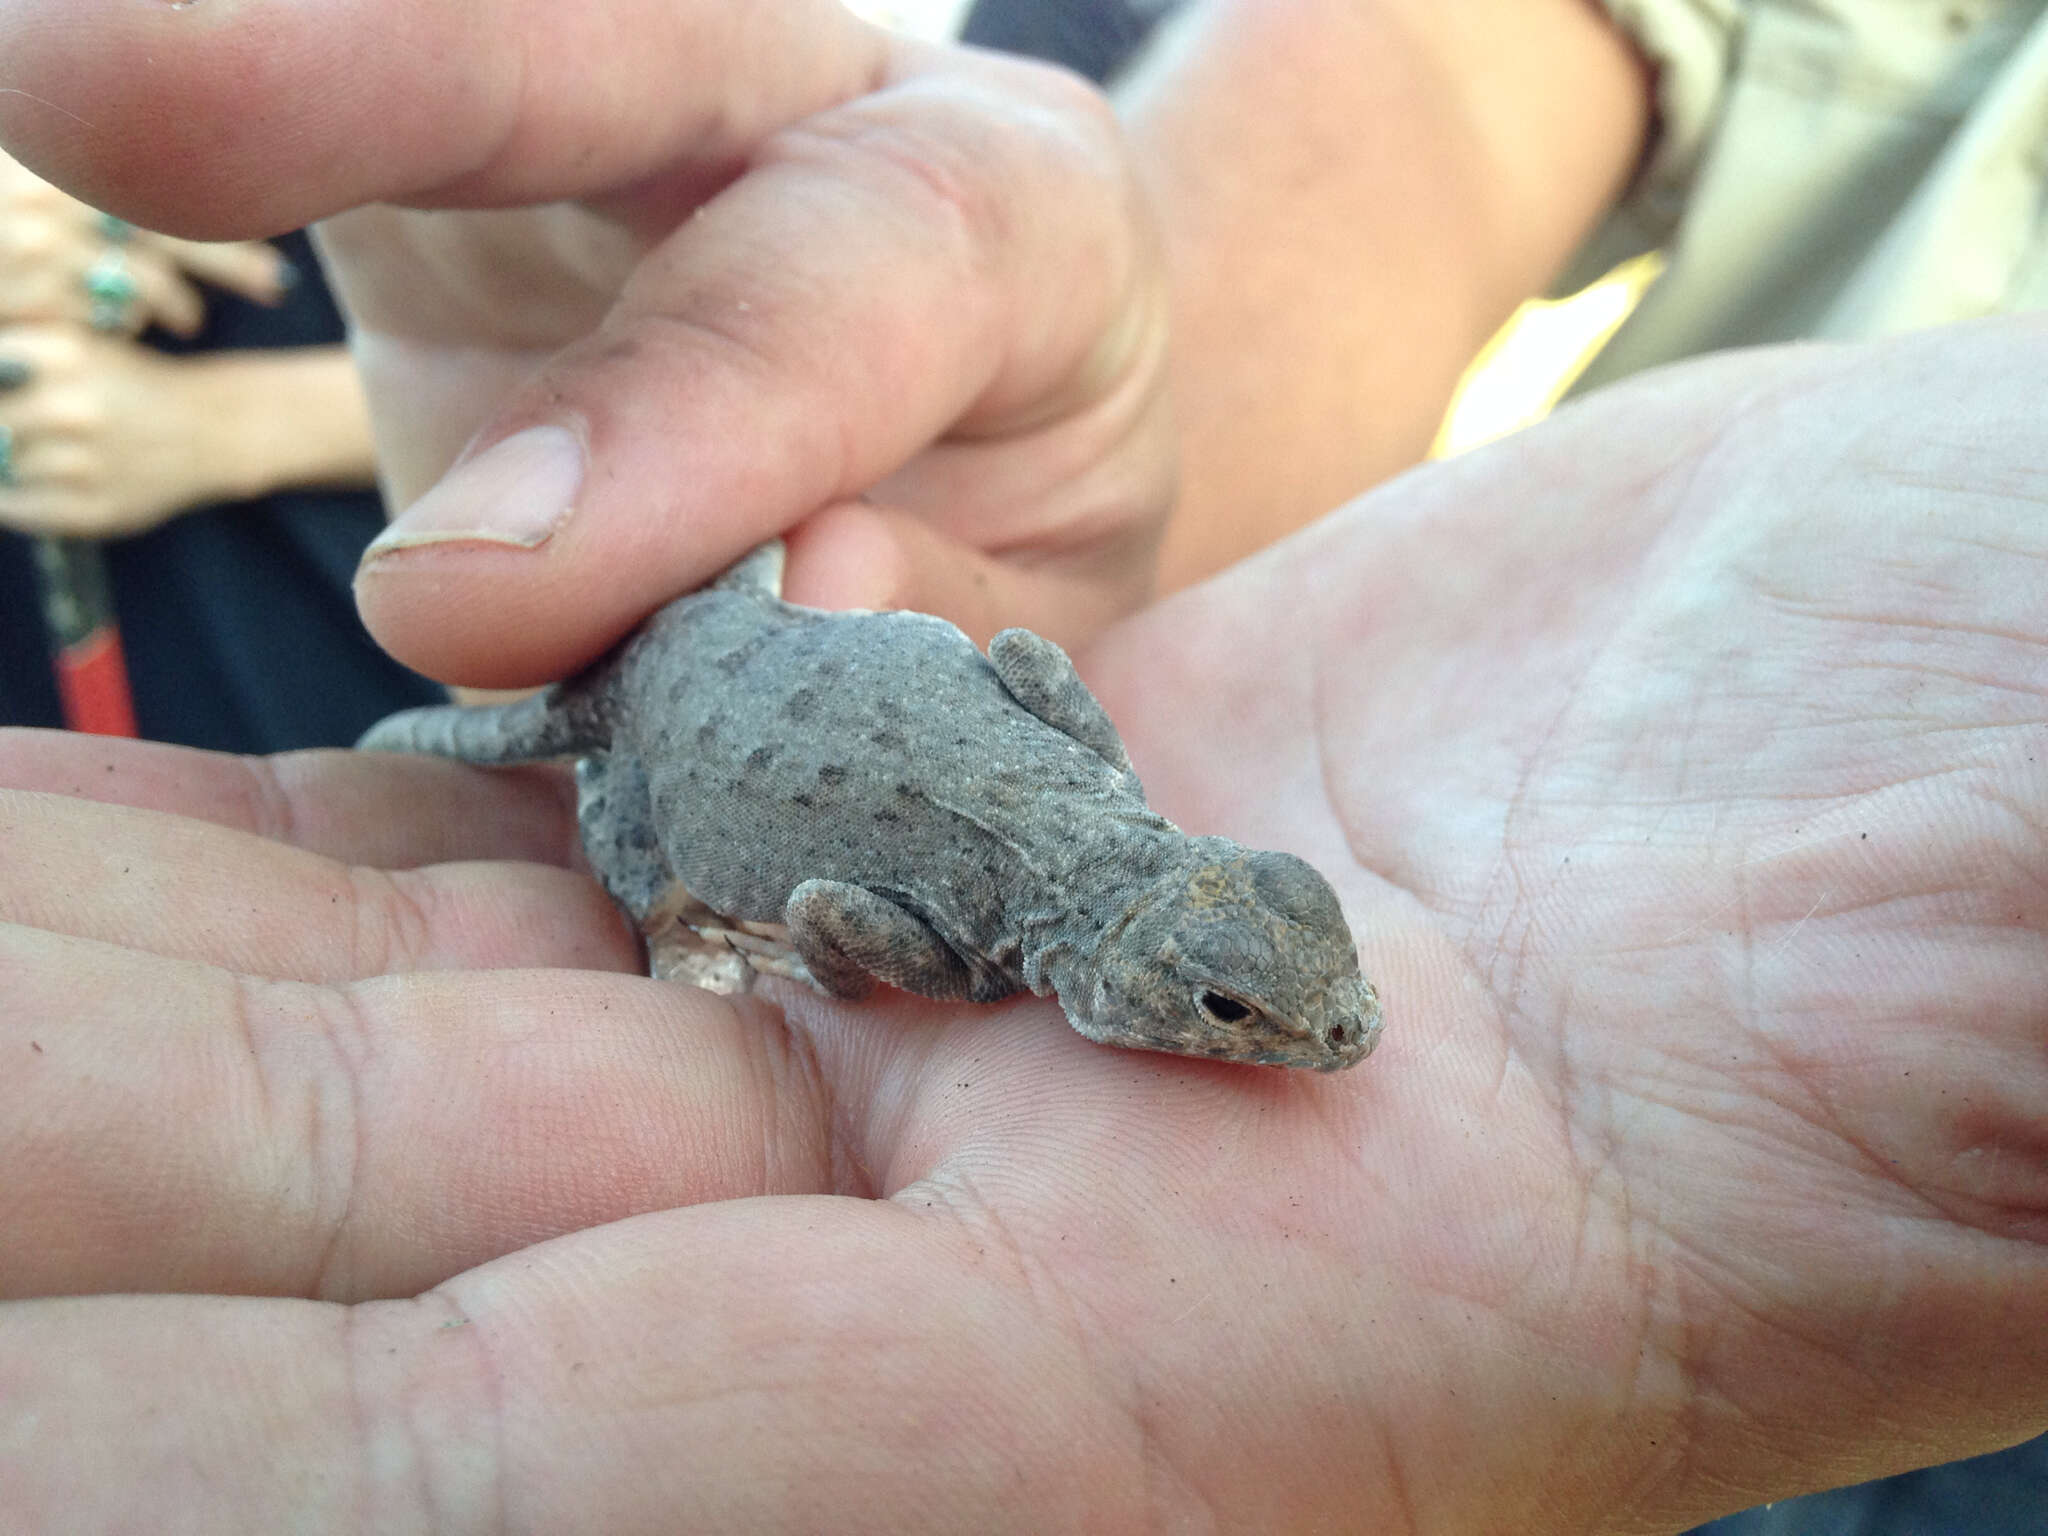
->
[0, 0, 1174, 682]
[2, 321, 2043, 1532]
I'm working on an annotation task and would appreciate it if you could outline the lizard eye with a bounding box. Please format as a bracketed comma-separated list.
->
[1196, 990, 1252, 1024]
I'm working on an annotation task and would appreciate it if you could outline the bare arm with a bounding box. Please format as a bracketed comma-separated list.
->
[195, 346, 377, 503]
[1119, 0, 1651, 587]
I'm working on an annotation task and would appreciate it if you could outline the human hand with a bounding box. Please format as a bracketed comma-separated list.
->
[0, 326, 372, 537]
[0, 0, 1172, 687]
[0, 324, 225, 537]
[0, 146, 291, 335]
[3, 319, 2042, 1530]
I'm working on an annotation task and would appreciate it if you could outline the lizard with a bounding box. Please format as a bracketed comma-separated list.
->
[357, 541, 1382, 1071]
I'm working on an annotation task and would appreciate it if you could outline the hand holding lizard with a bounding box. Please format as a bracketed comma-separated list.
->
[0, 0, 1172, 683]
[2, 321, 2041, 1530]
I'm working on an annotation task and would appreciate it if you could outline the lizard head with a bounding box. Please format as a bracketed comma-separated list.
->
[1071, 840, 1382, 1071]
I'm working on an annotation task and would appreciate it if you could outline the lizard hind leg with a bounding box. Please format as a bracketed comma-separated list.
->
[784, 880, 980, 1002]
[578, 753, 751, 991]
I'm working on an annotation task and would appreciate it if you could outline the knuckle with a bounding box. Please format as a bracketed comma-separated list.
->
[768, 68, 1122, 266]
[28, 324, 86, 372]
[771, 110, 1006, 257]
[339, 1289, 505, 1511]
[999, 51, 1123, 143]
[758, 64, 1146, 324]
[33, 445, 103, 495]
[345, 866, 441, 977]
[233, 972, 371, 1293]
[227, 752, 312, 846]
[40, 390, 105, 437]
[1, 217, 60, 262]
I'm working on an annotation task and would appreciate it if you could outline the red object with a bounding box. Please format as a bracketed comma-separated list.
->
[32, 536, 140, 737]
[53, 623, 140, 737]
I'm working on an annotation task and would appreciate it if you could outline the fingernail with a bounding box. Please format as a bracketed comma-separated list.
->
[363, 424, 585, 559]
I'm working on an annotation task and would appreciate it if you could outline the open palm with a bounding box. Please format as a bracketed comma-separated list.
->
[3, 320, 2042, 1532]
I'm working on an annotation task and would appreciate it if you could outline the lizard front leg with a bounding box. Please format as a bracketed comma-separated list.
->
[985, 628, 1138, 781]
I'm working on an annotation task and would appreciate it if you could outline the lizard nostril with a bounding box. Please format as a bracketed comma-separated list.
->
[1330, 1024, 1347, 1045]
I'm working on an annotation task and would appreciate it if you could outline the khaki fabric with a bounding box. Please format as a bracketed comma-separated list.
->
[1564, 0, 2048, 392]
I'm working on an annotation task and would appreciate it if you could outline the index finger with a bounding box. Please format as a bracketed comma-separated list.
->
[0, 0, 889, 238]
[0, 727, 581, 869]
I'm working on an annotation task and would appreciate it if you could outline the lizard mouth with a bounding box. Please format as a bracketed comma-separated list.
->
[1073, 960, 1380, 1072]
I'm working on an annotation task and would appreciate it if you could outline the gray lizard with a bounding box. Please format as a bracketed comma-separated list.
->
[358, 541, 1381, 1070]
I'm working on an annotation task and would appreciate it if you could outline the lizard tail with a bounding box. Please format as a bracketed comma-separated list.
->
[356, 685, 604, 764]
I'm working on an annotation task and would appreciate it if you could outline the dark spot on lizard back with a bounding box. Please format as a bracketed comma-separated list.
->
[870, 727, 909, 752]
[746, 745, 777, 773]
[818, 763, 848, 787]
[786, 687, 819, 722]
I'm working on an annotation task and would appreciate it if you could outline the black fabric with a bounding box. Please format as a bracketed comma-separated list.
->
[0, 229, 441, 752]
[1692, 1434, 2048, 1536]
[961, 0, 1166, 83]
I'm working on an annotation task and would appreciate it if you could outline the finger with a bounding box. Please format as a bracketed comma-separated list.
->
[0, 491, 84, 539]
[0, 0, 889, 238]
[125, 253, 207, 336]
[0, 727, 582, 868]
[783, 498, 1161, 652]
[0, 787, 637, 980]
[0, 407, 95, 488]
[65, 241, 192, 336]
[0, 390, 93, 535]
[0, 1198, 1149, 1532]
[0, 458, 101, 540]
[353, 57, 1158, 683]
[0, 929, 836, 1298]
[154, 234, 297, 305]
